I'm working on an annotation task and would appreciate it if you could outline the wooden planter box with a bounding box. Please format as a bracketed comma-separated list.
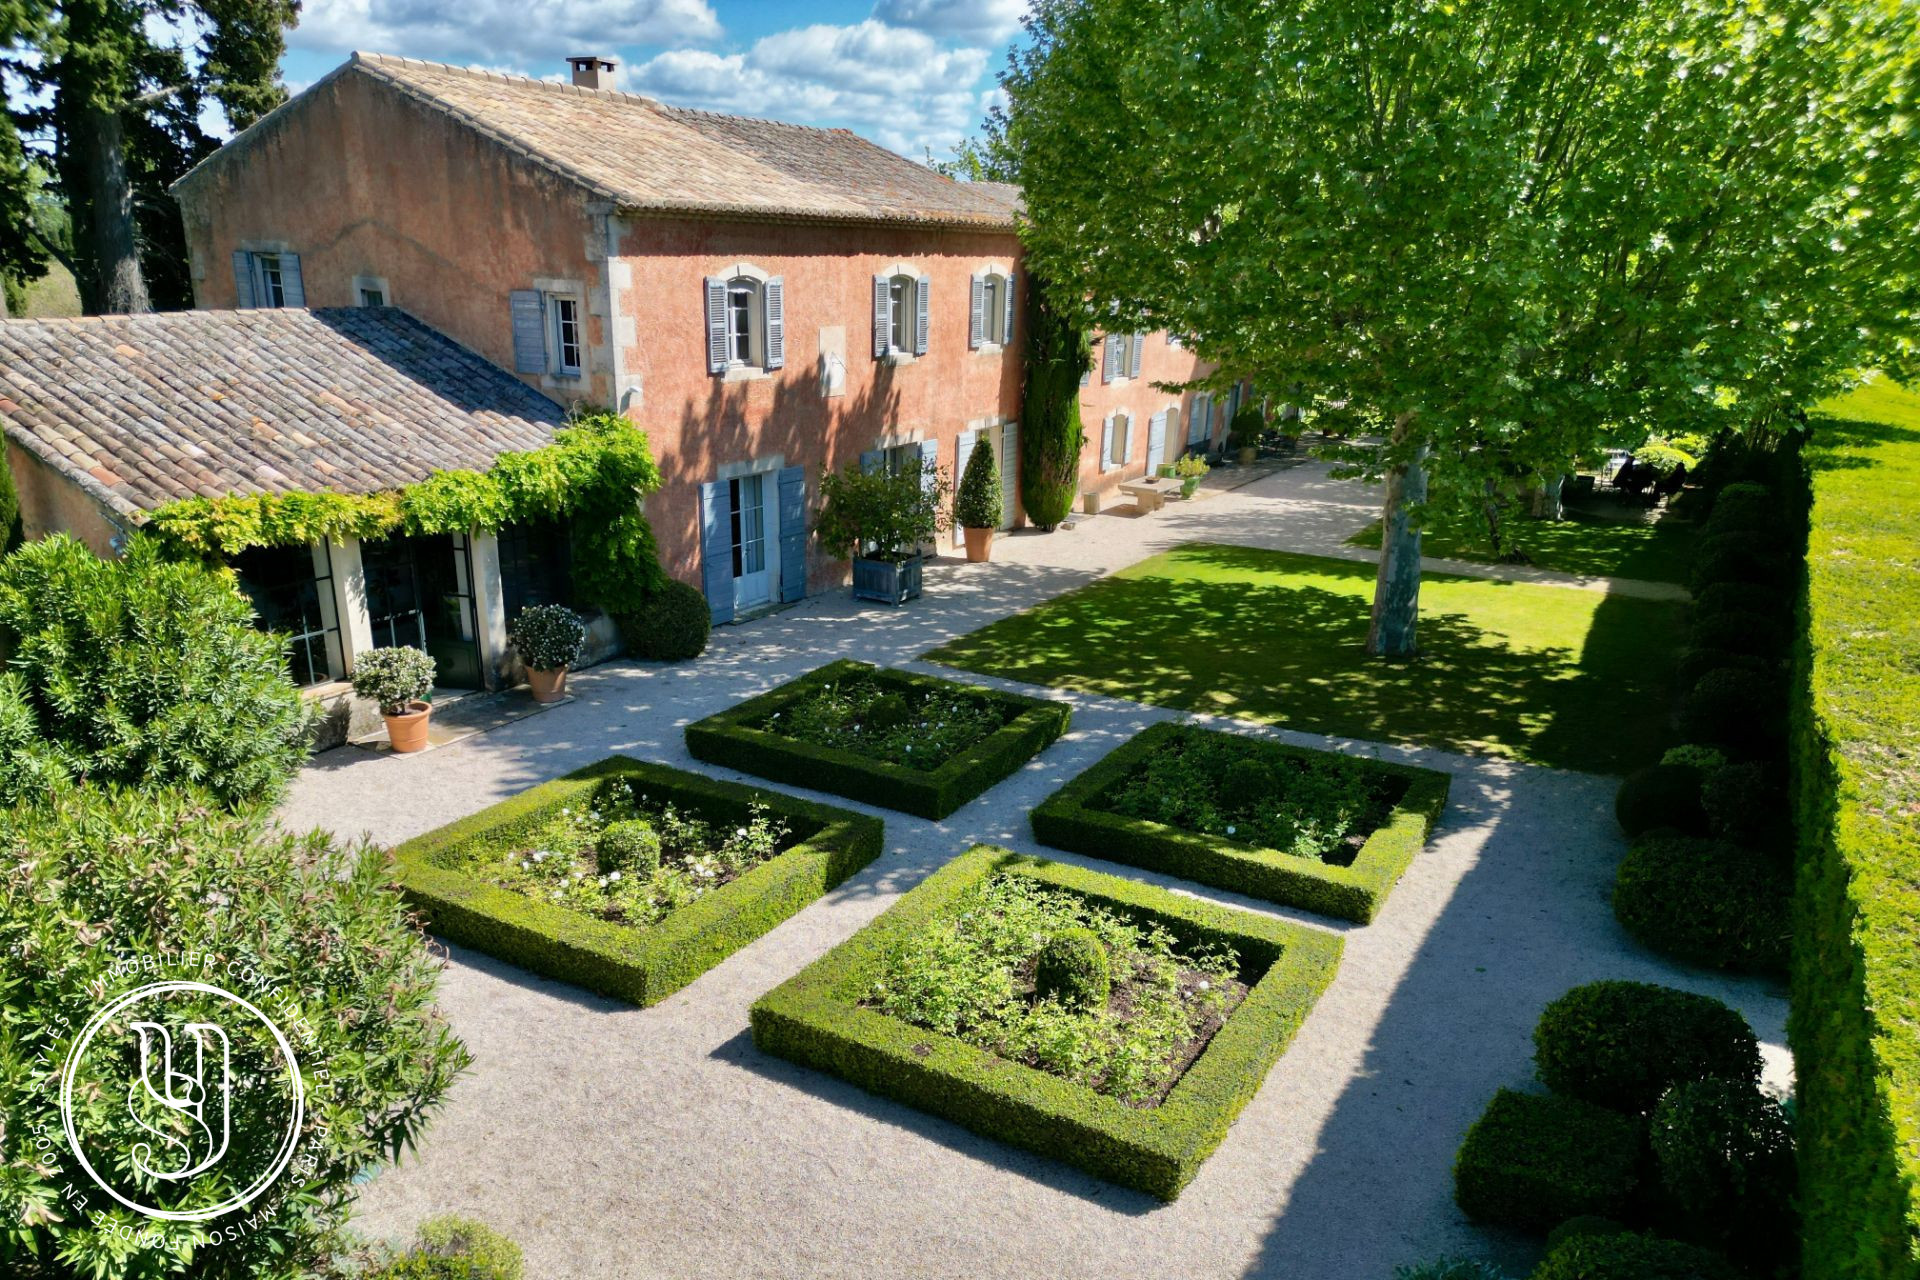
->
[852, 554, 923, 605]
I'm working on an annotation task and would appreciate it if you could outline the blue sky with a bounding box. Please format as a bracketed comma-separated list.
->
[278, 0, 1024, 159]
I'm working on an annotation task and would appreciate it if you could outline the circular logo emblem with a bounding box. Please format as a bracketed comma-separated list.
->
[60, 980, 305, 1222]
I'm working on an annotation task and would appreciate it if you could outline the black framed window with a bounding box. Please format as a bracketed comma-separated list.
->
[234, 540, 344, 687]
[498, 519, 575, 623]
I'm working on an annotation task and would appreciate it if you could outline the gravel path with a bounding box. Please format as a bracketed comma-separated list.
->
[280, 465, 1770, 1280]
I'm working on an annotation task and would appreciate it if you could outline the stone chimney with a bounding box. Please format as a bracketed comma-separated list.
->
[567, 56, 615, 90]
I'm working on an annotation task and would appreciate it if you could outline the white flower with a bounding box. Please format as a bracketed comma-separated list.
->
[609, 870, 622, 882]
[519, 860, 530, 871]
[736, 827, 747, 837]
[1198, 980, 1212, 991]
[1226, 825, 1236, 835]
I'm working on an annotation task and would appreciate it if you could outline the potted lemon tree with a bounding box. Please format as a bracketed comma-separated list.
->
[352, 646, 437, 753]
[816, 457, 950, 605]
[1229, 404, 1268, 466]
[956, 436, 1002, 562]
[510, 603, 587, 703]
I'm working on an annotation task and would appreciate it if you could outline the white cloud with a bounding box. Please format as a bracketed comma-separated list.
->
[630, 19, 990, 157]
[290, 0, 722, 64]
[869, 0, 1026, 42]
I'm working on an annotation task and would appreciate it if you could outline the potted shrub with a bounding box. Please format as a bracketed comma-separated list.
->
[1229, 404, 1268, 465]
[1174, 453, 1210, 498]
[955, 436, 1003, 562]
[351, 646, 437, 753]
[816, 457, 951, 605]
[510, 603, 587, 703]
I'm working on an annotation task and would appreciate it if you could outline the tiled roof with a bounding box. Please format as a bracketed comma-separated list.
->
[969, 181, 1025, 214]
[178, 53, 1019, 232]
[0, 307, 567, 520]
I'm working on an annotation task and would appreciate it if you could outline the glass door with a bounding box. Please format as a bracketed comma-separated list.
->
[731, 473, 772, 611]
[414, 532, 483, 689]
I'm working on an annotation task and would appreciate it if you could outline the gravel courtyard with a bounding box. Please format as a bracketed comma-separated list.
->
[279, 463, 1787, 1280]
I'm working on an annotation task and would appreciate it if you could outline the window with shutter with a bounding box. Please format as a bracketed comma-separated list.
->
[872, 275, 891, 359]
[1129, 332, 1145, 379]
[968, 274, 985, 349]
[232, 251, 256, 308]
[704, 277, 730, 373]
[1102, 333, 1120, 384]
[278, 254, 304, 308]
[764, 276, 785, 370]
[1100, 416, 1116, 473]
[914, 275, 930, 356]
[510, 290, 547, 374]
[699, 481, 736, 625]
[1002, 274, 1016, 346]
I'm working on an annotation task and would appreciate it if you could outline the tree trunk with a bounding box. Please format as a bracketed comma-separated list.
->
[1483, 478, 1505, 559]
[73, 101, 148, 314]
[1367, 415, 1427, 658]
[1543, 472, 1566, 521]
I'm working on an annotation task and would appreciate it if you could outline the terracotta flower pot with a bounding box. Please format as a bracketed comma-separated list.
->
[528, 666, 569, 704]
[383, 700, 432, 754]
[963, 526, 994, 562]
[1237, 446, 1259, 466]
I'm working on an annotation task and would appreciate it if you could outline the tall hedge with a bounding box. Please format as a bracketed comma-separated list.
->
[1018, 273, 1091, 530]
[1791, 382, 1920, 1279]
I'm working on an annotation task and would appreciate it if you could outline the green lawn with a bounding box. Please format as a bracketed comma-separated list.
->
[1345, 507, 1697, 583]
[925, 544, 1687, 774]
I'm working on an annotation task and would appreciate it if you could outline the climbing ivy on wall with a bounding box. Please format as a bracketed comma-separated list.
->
[145, 411, 665, 616]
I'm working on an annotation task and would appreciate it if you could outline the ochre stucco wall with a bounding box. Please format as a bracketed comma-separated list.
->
[1075, 334, 1218, 504]
[6, 440, 126, 555]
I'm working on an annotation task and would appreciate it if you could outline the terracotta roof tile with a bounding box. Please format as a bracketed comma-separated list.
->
[0, 307, 567, 520]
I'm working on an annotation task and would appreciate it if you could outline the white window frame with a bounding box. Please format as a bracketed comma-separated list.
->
[254, 254, 287, 307]
[716, 261, 774, 379]
[353, 274, 391, 308]
[887, 274, 915, 354]
[548, 293, 584, 377]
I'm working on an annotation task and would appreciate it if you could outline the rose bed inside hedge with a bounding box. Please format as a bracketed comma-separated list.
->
[1030, 721, 1451, 923]
[392, 756, 884, 1006]
[750, 844, 1342, 1200]
[685, 659, 1071, 819]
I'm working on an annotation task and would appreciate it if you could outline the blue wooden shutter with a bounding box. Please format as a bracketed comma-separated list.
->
[914, 275, 931, 356]
[705, 278, 730, 373]
[1102, 333, 1120, 383]
[232, 252, 256, 308]
[998, 421, 1018, 528]
[1129, 333, 1145, 379]
[764, 276, 785, 370]
[510, 290, 546, 373]
[1002, 274, 1017, 346]
[777, 466, 806, 602]
[1147, 411, 1168, 471]
[280, 254, 305, 307]
[1099, 417, 1115, 473]
[953, 429, 977, 544]
[699, 481, 735, 625]
[968, 275, 985, 349]
[872, 275, 890, 358]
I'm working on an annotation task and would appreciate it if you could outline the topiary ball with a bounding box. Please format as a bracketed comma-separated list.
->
[1034, 927, 1111, 1010]
[1650, 1079, 1796, 1251]
[1530, 1231, 1742, 1280]
[1614, 764, 1708, 839]
[596, 819, 662, 877]
[1613, 835, 1790, 973]
[1691, 581, 1777, 621]
[865, 692, 911, 731]
[1675, 647, 1768, 693]
[1452, 1088, 1643, 1233]
[1220, 756, 1279, 812]
[1687, 610, 1787, 660]
[1702, 482, 1778, 541]
[1532, 980, 1761, 1113]
[1700, 761, 1787, 851]
[1677, 667, 1784, 756]
[1688, 532, 1789, 595]
[619, 579, 711, 662]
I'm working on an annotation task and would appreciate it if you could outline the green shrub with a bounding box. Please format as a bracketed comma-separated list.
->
[1529, 1231, 1742, 1280]
[596, 817, 662, 876]
[1692, 581, 1777, 620]
[1543, 1217, 1632, 1250]
[1675, 647, 1768, 692]
[955, 434, 1003, 530]
[0, 532, 312, 809]
[1688, 610, 1787, 659]
[413, 1215, 525, 1280]
[1678, 667, 1784, 756]
[865, 691, 912, 731]
[1613, 834, 1790, 973]
[1219, 755, 1280, 811]
[1688, 531, 1789, 595]
[1532, 980, 1761, 1113]
[1034, 926, 1112, 1009]
[1614, 764, 1708, 839]
[508, 603, 587, 671]
[0, 787, 469, 1278]
[1700, 761, 1785, 850]
[1702, 482, 1778, 539]
[1018, 273, 1090, 531]
[1651, 1079, 1797, 1262]
[353, 645, 438, 715]
[1661, 744, 1728, 772]
[368, 1256, 488, 1280]
[1453, 1089, 1643, 1233]
[1395, 1261, 1513, 1280]
[619, 578, 711, 661]
[815, 458, 950, 562]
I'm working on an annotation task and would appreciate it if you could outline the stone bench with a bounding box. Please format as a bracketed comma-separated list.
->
[1119, 478, 1180, 513]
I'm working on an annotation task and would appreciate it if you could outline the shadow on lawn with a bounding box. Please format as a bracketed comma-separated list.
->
[927, 545, 1681, 775]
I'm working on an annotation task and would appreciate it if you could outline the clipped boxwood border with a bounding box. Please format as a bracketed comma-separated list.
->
[1030, 721, 1451, 923]
[392, 756, 884, 1006]
[685, 659, 1071, 819]
[750, 844, 1343, 1200]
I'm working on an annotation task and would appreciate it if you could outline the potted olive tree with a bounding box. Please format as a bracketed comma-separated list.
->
[351, 646, 437, 753]
[816, 457, 951, 605]
[1229, 404, 1268, 466]
[955, 436, 1002, 562]
[510, 603, 587, 703]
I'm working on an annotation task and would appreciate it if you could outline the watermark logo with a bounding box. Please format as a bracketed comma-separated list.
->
[60, 979, 306, 1223]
